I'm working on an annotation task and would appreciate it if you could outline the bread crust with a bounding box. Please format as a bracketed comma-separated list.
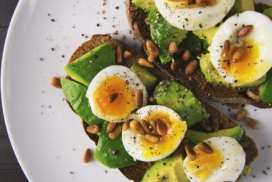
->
[125, 0, 272, 108]
[66, 34, 258, 182]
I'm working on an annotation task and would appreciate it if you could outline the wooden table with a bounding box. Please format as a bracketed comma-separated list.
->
[0, 0, 28, 181]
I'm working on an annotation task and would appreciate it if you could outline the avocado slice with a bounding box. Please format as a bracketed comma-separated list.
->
[226, 0, 254, 19]
[179, 32, 202, 57]
[65, 43, 115, 87]
[60, 78, 104, 125]
[260, 68, 272, 103]
[148, 10, 188, 64]
[94, 121, 137, 168]
[242, 165, 251, 176]
[185, 125, 244, 147]
[132, 0, 156, 13]
[200, 53, 266, 88]
[260, 11, 272, 103]
[154, 80, 208, 127]
[141, 154, 189, 182]
[193, 23, 221, 49]
[264, 8, 272, 16]
[199, 53, 227, 86]
[131, 63, 157, 91]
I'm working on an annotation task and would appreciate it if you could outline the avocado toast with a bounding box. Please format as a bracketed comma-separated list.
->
[125, 0, 272, 108]
[59, 34, 258, 182]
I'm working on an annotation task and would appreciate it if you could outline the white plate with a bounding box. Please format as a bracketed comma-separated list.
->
[1, 0, 272, 181]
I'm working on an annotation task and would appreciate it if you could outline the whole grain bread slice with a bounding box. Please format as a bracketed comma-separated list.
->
[125, 0, 272, 109]
[66, 34, 258, 182]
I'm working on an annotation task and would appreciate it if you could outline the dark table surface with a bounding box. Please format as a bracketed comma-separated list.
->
[0, 0, 28, 181]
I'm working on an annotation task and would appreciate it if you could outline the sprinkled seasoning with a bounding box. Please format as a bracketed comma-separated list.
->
[51, 19, 55, 22]
[115, 6, 119, 9]
[96, 23, 100, 27]
[51, 48, 54, 51]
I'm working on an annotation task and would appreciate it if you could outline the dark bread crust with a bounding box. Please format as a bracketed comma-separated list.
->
[66, 34, 258, 181]
[125, 0, 150, 43]
[125, 0, 272, 108]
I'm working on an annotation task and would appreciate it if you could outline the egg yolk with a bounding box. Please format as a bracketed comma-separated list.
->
[139, 111, 187, 159]
[185, 148, 224, 181]
[92, 75, 135, 121]
[161, 0, 213, 9]
[220, 39, 260, 83]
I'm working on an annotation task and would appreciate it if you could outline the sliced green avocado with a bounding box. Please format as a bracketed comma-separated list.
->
[132, 0, 156, 13]
[200, 53, 266, 88]
[179, 32, 202, 57]
[60, 78, 104, 125]
[260, 68, 272, 103]
[242, 165, 252, 176]
[226, 0, 254, 19]
[193, 23, 221, 49]
[94, 121, 137, 168]
[148, 10, 188, 64]
[264, 8, 272, 16]
[154, 80, 208, 127]
[200, 53, 228, 86]
[65, 43, 115, 87]
[141, 154, 189, 182]
[131, 63, 157, 91]
[261, 7, 272, 103]
[185, 125, 244, 147]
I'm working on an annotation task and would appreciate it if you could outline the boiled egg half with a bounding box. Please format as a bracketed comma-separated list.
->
[122, 105, 187, 162]
[210, 11, 272, 84]
[86, 65, 148, 123]
[183, 136, 246, 182]
[155, 0, 235, 31]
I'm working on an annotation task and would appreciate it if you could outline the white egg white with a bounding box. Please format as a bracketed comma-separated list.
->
[183, 136, 246, 182]
[86, 65, 148, 123]
[155, 0, 235, 31]
[122, 105, 187, 162]
[210, 11, 272, 84]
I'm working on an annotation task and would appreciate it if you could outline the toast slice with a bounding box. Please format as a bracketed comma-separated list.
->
[65, 34, 258, 182]
[125, 0, 272, 108]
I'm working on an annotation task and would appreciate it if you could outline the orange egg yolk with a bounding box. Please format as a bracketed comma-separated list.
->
[139, 111, 187, 159]
[220, 39, 260, 83]
[185, 148, 224, 181]
[164, 0, 213, 9]
[92, 75, 135, 121]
